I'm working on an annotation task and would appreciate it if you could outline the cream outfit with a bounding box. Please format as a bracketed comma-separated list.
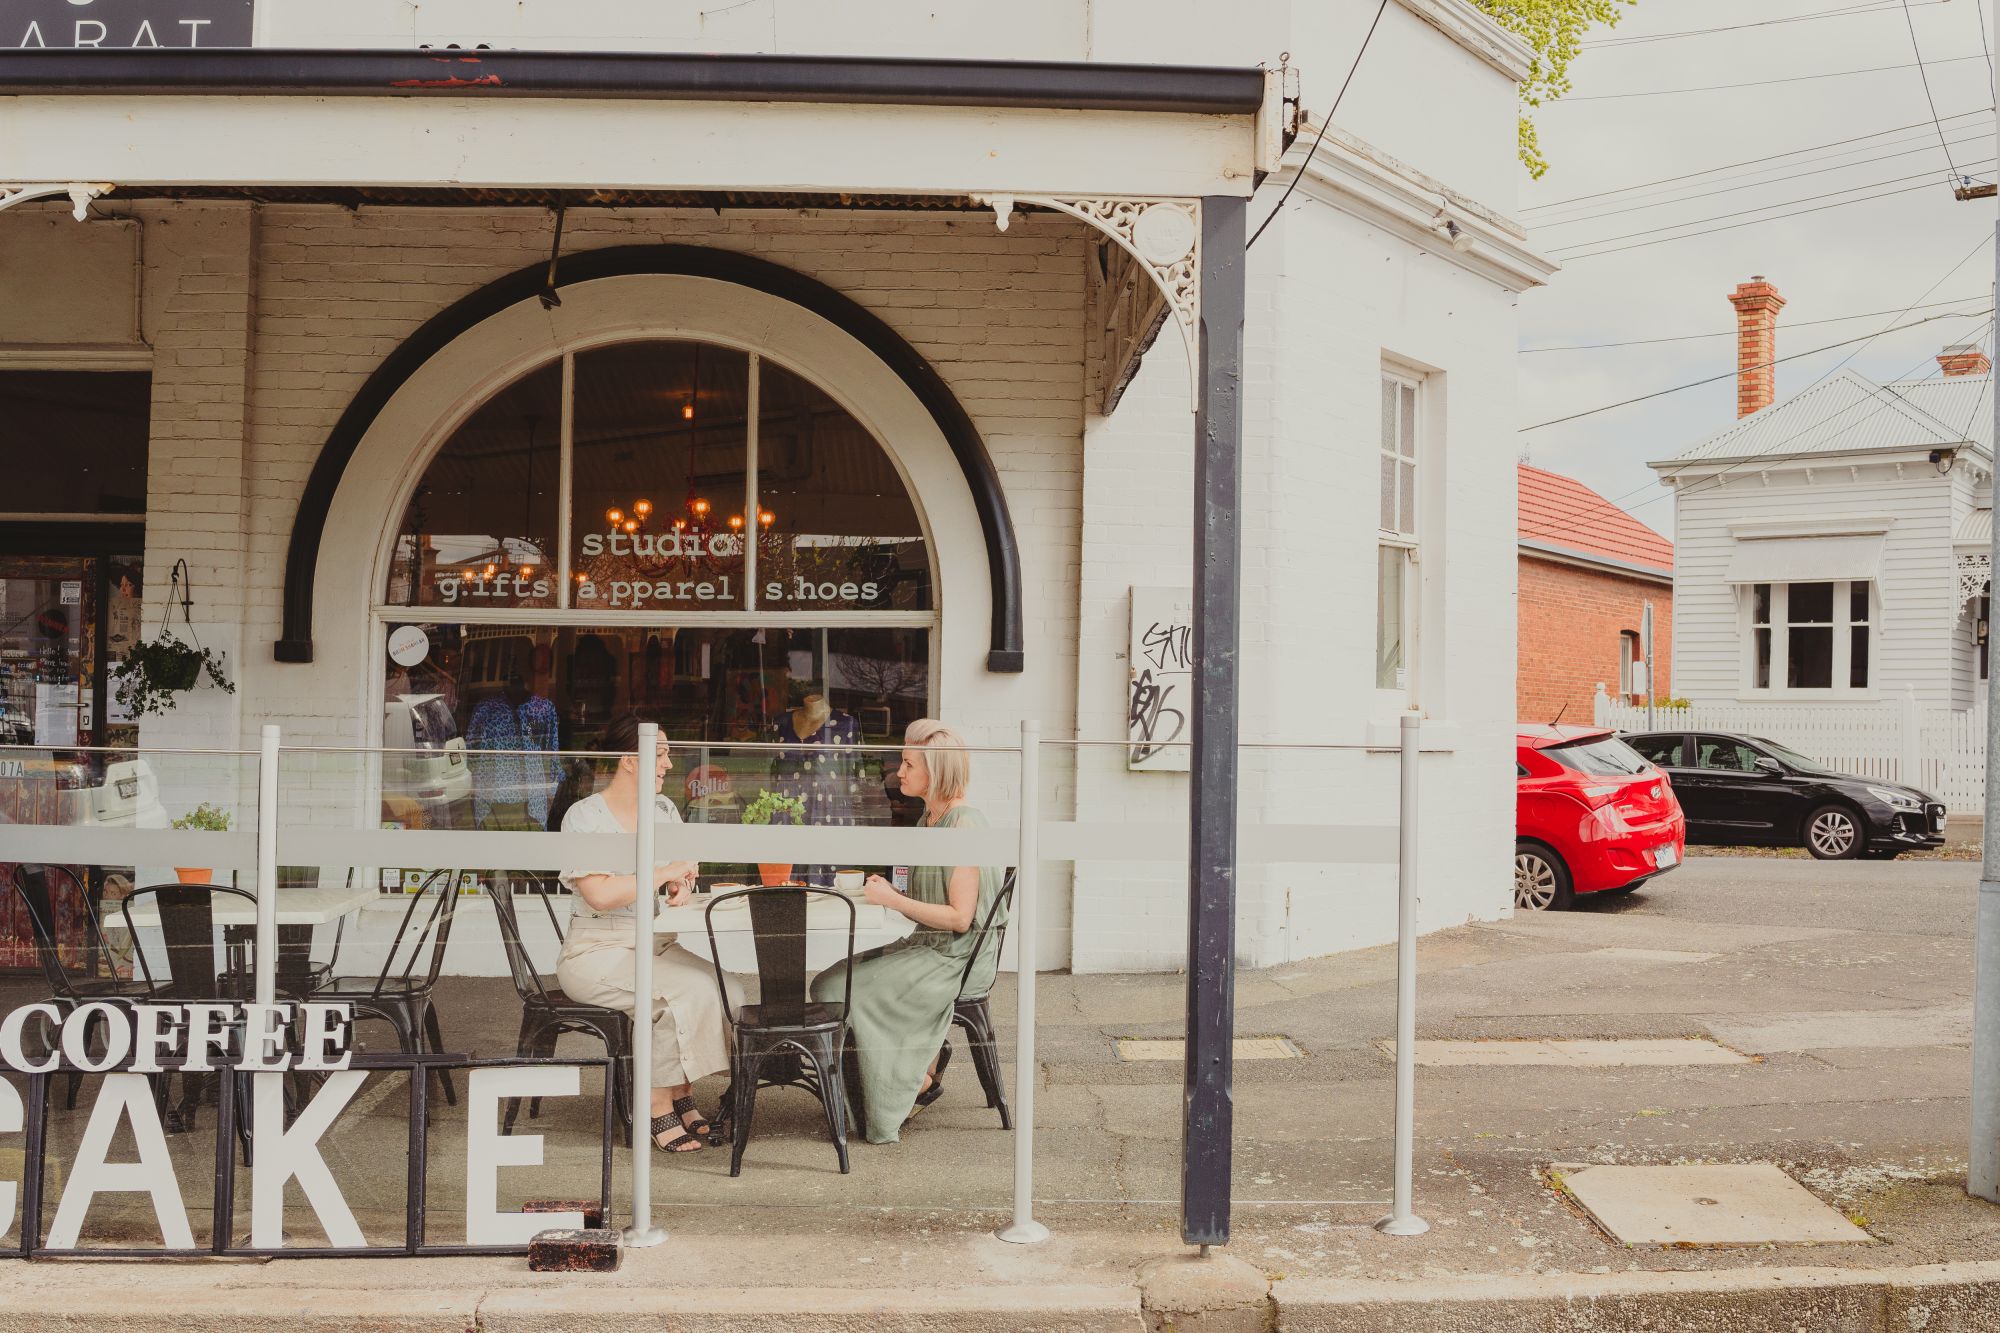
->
[555, 791, 738, 1087]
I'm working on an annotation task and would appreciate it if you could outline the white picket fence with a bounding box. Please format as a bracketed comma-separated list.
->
[1593, 683, 1987, 814]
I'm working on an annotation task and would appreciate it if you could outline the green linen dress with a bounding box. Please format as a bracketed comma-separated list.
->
[811, 805, 1005, 1144]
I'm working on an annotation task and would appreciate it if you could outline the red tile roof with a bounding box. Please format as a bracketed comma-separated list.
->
[1518, 463, 1673, 574]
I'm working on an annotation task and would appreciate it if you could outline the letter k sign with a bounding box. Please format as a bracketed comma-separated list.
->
[252, 1070, 368, 1248]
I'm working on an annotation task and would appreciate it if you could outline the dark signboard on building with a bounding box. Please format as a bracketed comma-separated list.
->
[8, 0, 253, 48]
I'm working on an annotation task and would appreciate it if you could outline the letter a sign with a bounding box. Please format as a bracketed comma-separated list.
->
[9, 1, 255, 50]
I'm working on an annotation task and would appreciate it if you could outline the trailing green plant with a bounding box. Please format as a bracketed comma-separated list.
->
[170, 802, 232, 832]
[115, 635, 235, 718]
[112, 559, 235, 718]
[740, 789, 807, 827]
[1468, 0, 1634, 178]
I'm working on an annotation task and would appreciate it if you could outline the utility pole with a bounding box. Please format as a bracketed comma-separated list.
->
[1970, 1, 2000, 1201]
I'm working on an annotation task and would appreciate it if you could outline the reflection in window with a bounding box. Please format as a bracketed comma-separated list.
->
[756, 361, 931, 611]
[571, 341, 750, 612]
[388, 363, 561, 609]
[1748, 580, 1870, 692]
[382, 623, 930, 830]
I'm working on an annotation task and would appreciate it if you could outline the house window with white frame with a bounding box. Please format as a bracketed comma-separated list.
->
[1618, 630, 1641, 700]
[1749, 580, 1870, 691]
[1376, 370, 1420, 691]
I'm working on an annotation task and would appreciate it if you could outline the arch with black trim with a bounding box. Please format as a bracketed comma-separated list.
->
[276, 243, 1024, 672]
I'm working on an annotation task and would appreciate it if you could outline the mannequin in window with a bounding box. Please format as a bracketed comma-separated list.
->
[774, 692, 860, 886]
[466, 673, 562, 829]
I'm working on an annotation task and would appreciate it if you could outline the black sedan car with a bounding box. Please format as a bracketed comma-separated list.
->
[1621, 730, 1946, 860]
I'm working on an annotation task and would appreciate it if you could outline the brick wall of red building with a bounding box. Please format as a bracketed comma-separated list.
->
[1517, 553, 1673, 723]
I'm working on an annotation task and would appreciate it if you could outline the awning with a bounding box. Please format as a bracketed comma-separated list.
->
[1724, 533, 1885, 584]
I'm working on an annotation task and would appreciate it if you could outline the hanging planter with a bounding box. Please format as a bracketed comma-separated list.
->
[112, 560, 236, 719]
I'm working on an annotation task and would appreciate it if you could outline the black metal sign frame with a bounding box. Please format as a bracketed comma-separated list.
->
[5, 1051, 614, 1259]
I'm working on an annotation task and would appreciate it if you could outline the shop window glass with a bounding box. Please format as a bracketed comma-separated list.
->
[571, 341, 750, 612]
[381, 622, 930, 830]
[0, 371, 149, 515]
[756, 361, 931, 612]
[387, 362, 562, 609]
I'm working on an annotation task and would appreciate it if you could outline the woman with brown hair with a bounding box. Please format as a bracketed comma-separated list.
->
[557, 713, 738, 1153]
[811, 718, 1006, 1143]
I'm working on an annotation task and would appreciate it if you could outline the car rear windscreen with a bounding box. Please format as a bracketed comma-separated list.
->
[1545, 736, 1651, 777]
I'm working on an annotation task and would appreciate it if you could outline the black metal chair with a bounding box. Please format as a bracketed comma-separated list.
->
[312, 867, 461, 1105]
[946, 869, 1018, 1129]
[705, 885, 857, 1176]
[119, 881, 278, 1156]
[6, 863, 160, 1108]
[491, 873, 633, 1133]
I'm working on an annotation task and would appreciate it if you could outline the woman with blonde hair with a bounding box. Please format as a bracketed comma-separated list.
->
[812, 718, 1006, 1143]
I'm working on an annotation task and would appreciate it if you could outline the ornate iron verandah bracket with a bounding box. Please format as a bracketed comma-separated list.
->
[0, 183, 111, 219]
[974, 194, 1203, 408]
[1960, 551, 1991, 613]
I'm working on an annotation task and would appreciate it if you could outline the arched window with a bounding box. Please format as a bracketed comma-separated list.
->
[378, 340, 936, 808]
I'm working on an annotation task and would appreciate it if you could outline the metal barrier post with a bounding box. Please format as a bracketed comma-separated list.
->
[255, 723, 279, 1009]
[998, 719, 1049, 1244]
[1376, 711, 1429, 1236]
[623, 722, 668, 1248]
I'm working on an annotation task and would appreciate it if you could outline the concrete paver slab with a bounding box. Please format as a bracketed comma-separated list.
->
[1377, 1038, 1749, 1067]
[1587, 947, 1718, 964]
[1707, 1004, 1972, 1054]
[1116, 1036, 1302, 1061]
[1559, 1163, 1873, 1247]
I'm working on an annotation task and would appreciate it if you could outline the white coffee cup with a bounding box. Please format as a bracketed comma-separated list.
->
[834, 869, 864, 892]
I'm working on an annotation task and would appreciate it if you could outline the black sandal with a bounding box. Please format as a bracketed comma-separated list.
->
[672, 1095, 714, 1141]
[914, 1042, 952, 1110]
[650, 1111, 703, 1153]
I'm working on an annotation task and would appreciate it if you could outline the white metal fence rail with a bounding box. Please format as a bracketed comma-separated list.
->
[1594, 684, 1986, 814]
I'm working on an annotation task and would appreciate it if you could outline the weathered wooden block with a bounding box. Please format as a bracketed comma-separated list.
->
[527, 1227, 621, 1273]
[524, 1197, 604, 1229]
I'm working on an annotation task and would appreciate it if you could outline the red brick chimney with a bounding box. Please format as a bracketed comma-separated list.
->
[1728, 276, 1785, 417]
[1938, 343, 1992, 377]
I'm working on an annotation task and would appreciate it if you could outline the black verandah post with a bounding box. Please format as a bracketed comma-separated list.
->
[1183, 194, 1246, 1248]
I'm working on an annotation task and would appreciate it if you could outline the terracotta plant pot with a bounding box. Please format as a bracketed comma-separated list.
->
[174, 867, 211, 884]
[757, 864, 793, 887]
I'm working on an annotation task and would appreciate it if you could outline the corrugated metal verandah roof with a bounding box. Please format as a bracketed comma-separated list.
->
[1656, 368, 1993, 468]
[1958, 507, 1994, 548]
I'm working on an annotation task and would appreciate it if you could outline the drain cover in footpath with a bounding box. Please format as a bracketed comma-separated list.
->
[1557, 1163, 1872, 1247]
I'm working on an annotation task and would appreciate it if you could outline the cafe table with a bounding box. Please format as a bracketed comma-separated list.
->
[654, 886, 913, 973]
[122, 882, 382, 994]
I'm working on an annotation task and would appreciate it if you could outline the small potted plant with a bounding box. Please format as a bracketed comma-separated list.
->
[170, 802, 231, 883]
[740, 789, 807, 886]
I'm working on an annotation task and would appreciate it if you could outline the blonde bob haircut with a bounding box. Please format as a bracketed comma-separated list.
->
[904, 718, 970, 822]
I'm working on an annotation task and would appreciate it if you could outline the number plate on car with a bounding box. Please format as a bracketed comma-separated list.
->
[1654, 843, 1678, 869]
[116, 777, 137, 800]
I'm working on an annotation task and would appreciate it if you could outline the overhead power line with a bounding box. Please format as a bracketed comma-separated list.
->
[1554, 176, 1975, 262]
[1520, 295, 1991, 353]
[1531, 129, 1993, 229]
[1247, 0, 1386, 251]
[1522, 109, 1991, 212]
[1547, 156, 1997, 255]
[1555, 52, 1988, 104]
[1900, 0, 1963, 184]
[1582, 0, 1949, 50]
[1519, 309, 1989, 432]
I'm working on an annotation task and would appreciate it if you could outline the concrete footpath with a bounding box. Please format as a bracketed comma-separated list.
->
[11, 855, 2000, 1330]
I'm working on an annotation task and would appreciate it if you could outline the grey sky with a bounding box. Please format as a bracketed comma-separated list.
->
[1517, 0, 1997, 539]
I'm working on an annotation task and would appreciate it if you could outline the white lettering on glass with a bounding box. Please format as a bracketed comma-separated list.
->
[251, 1071, 367, 1248]
[47, 1074, 196, 1250]
[464, 1066, 583, 1244]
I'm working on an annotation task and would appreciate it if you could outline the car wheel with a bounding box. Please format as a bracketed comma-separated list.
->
[1514, 842, 1574, 911]
[1805, 805, 1862, 860]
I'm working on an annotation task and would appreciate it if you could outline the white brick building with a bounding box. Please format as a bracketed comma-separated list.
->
[0, 0, 1550, 973]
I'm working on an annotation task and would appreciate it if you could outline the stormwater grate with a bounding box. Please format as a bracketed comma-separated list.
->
[1115, 1036, 1303, 1062]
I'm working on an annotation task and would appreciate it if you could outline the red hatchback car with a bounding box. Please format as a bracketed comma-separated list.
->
[1516, 725, 1686, 911]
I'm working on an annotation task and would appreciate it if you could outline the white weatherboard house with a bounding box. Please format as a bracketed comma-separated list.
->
[1640, 279, 1994, 809]
[0, 0, 1550, 972]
